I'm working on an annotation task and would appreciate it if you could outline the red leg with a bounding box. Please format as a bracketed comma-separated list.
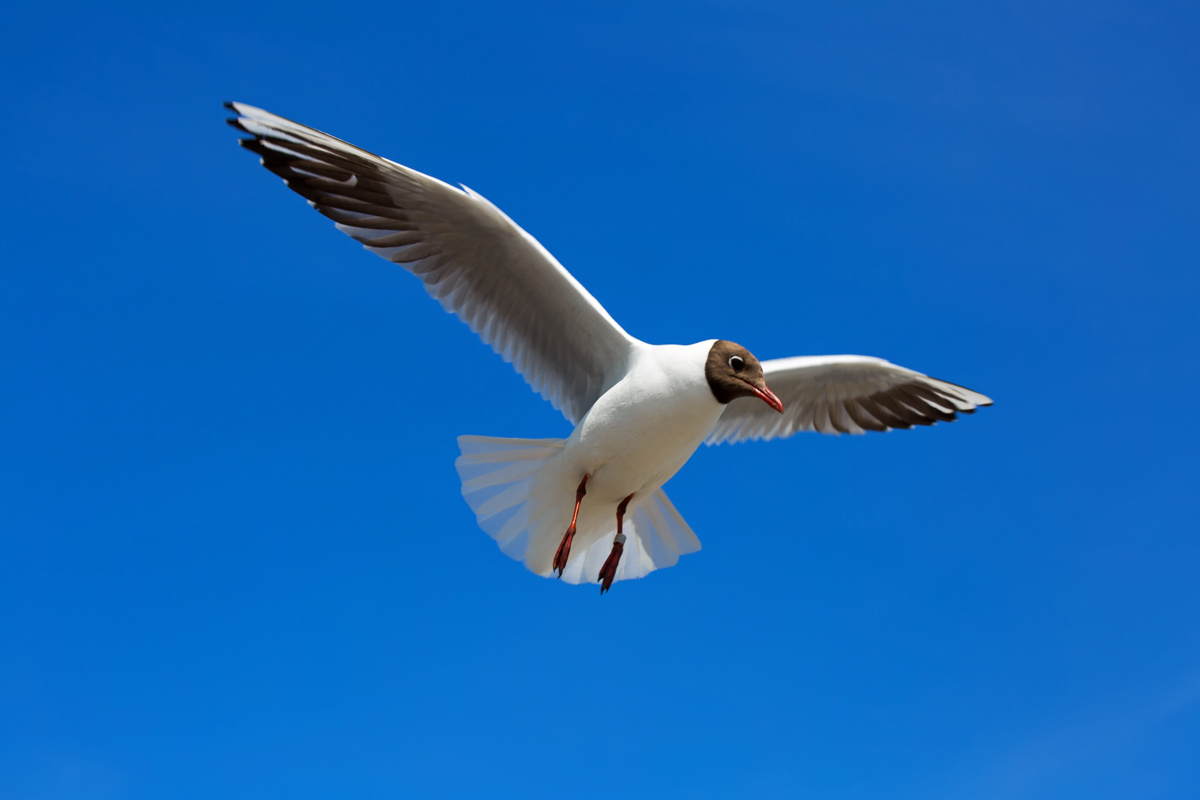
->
[599, 493, 635, 594]
[552, 475, 588, 577]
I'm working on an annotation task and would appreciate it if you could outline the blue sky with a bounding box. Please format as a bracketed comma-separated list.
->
[2, 1, 1198, 797]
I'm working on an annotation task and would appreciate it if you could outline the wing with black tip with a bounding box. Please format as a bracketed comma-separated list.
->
[707, 355, 992, 443]
[226, 102, 639, 425]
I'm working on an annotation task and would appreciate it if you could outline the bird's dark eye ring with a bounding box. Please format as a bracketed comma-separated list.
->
[728, 355, 744, 370]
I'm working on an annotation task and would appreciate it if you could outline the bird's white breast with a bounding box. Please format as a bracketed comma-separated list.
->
[560, 341, 725, 503]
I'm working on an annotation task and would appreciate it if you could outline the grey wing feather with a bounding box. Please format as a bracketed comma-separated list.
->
[707, 355, 992, 444]
[227, 102, 638, 424]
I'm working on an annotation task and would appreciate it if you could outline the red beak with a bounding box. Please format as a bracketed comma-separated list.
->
[748, 382, 785, 413]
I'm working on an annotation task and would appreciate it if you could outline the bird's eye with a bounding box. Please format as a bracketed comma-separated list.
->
[728, 355, 745, 370]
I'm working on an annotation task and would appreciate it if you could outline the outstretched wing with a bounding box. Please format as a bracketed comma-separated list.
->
[226, 102, 639, 425]
[707, 355, 992, 443]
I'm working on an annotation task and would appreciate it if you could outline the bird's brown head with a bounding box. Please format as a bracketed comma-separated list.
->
[704, 340, 784, 413]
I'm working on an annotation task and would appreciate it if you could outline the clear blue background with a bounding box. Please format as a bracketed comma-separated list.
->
[2, 1, 1198, 798]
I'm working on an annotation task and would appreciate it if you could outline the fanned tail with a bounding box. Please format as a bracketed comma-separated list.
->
[455, 435, 702, 586]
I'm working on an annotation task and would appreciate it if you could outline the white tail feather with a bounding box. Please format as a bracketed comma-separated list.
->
[456, 435, 701, 585]
[456, 436, 564, 560]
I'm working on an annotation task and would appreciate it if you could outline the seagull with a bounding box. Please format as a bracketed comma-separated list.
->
[226, 102, 993, 593]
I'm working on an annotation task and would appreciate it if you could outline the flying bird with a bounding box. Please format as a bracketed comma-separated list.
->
[226, 102, 992, 593]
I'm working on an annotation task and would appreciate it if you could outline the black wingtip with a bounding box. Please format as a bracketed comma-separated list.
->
[224, 101, 247, 132]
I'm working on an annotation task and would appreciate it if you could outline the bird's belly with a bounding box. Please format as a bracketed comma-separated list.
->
[562, 381, 723, 502]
